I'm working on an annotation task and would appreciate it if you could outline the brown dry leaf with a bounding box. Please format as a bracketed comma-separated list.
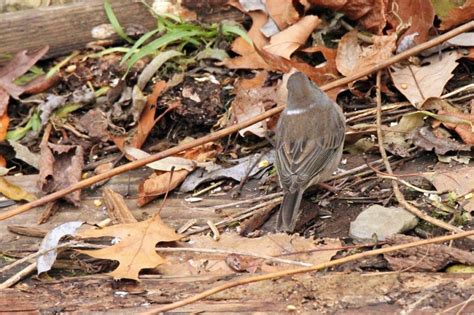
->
[335, 30, 362, 77]
[137, 142, 222, 206]
[22, 73, 61, 95]
[436, 110, 474, 145]
[355, 0, 389, 34]
[137, 170, 190, 207]
[423, 166, 473, 195]
[158, 233, 342, 276]
[389, 0, 434, 45]
[230, 72, 278, 137]
[407, 126, 471, 155]
[439, 0, 474, 30]
[390, 51, 460, 107]
[77, 109, 109, 142]
[78, 215, 182, 280]
[308, 0, 389, 34]
[220, 11, 271, 70]
[383, 112, 426, 157]
[39, 142, 84, 205]
[0, 114, 9, 141]
[0, 176, 36, 202]
[0, 46, 49, 115]
[254, 47, 343, 98]
[112, 81, 169, 152]
[423, 166, 474, 211]
[301, 45, 339, 82]
[336, 30, 397, 77]
[264, 15, 321, 59]
[265, 0, 300, 30]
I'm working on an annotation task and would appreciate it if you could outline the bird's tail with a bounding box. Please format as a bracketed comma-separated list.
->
[276, 190, 304, 232]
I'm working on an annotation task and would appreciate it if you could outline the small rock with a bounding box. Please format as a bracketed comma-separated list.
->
[349, 205, 418, 242]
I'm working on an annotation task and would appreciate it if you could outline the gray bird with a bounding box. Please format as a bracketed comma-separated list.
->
[275, 72, 345, 232]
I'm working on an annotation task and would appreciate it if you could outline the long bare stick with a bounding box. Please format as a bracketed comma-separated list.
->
[374, 71, 472, 239]
[1, 20, 473, 221]
[141, 230, 474, 314]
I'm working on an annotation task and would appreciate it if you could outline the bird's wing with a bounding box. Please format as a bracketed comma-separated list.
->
[276, 107, 345, 192]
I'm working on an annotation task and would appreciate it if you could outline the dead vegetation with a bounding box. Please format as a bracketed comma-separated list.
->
[0, 0, 473, 313]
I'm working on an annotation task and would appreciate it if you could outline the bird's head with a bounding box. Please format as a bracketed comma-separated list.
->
[286, 72, 326, 110]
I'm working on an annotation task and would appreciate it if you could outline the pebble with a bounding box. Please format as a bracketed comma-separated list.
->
[349, 205, 418, 242]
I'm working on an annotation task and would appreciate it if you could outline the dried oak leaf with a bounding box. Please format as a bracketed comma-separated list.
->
[423, 166, 474, 211]
[158, 233, 341, 276]
[230, 71, 279, 137]
[265, 0, 300, 30]
[78, 215, 182, 280]
[388, 0, 434, 45]
[336, 29, 396, 77]
[219, 10, 271, 70]
[254, 47, 342, 98]
[301, 45, 339, 82]
[436, 110, 474, 145]
[439, 0, 474, 30]
[391, 51, 460, 107]
[0, 46, 49, 116]
[39, 142, 84, 205]
[264, 15, 322, 59]
[308, 0, 389, 34]
[407, 126, 471, 155]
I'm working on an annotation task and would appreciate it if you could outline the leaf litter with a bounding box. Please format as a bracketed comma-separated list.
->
[1, 1, 474, 313]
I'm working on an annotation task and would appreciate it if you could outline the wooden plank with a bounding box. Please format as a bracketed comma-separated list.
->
[0, 171, 245, 253]
[0, 0, 156, 61]
[0, 0, 244, 62]
[0, 273, 472, 313]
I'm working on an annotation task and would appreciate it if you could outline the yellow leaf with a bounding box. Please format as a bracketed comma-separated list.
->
[0, 176, 36, 202]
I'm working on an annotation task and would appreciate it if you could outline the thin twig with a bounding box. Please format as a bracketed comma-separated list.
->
[1, 20, 473, 221]
[156, 247, 312, 267]
[141, 230, 474, 313]
[0, 262, 37, 289]
[442, 294, 474, 314]
[188, 192, 284, 211]
[184, 198, 283, 236]
[0, 240, 76, 275]
[374, 71, 472, 239]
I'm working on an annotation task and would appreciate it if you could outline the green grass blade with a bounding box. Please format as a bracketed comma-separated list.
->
[221, 21, 252, 45]
[121, 28, 160, 65]
[104, 0, 134, 44]
[126, 29, 200, 68]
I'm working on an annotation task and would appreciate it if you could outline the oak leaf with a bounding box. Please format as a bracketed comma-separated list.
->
[263, 15, 321, 59]
[390, 51, 460, 107]
[78, 215, 182, 280]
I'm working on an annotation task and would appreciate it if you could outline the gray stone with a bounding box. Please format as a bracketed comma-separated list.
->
[349, 205, 419, 242]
